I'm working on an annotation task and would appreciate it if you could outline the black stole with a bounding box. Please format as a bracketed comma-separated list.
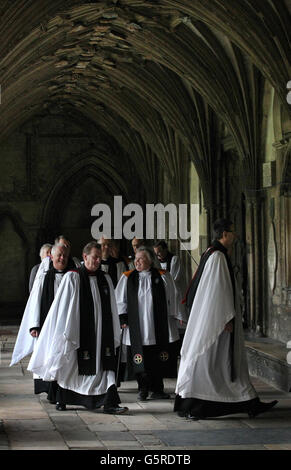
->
[77, 265, 115, 376]
[126, 268, 170, 373]
[39, 258, 75, 331]
[184, 240, 235, 312]
[101, 256, 118, 287]
[183, 239, 236, 380]
[40, 266, 66, 330]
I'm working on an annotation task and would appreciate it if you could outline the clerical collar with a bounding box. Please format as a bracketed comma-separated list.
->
[138, 269, 151, 276]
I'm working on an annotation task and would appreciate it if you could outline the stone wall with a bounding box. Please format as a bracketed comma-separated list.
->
[0, 113, 143, 321]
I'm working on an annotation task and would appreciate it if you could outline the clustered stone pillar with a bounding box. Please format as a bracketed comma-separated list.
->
[282, 187, 291, 362]
[245, 191, 265, 336]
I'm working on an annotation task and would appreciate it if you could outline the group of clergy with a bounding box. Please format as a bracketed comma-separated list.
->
[10, 223, 278, 419]
[10, 235, 187, 414]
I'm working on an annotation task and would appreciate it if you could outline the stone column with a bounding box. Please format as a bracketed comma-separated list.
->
[245, 191, 265, 336]
[282, 188, 291, 360]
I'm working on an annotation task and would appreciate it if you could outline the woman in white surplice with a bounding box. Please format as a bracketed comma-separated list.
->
[115, 246, 186, 401]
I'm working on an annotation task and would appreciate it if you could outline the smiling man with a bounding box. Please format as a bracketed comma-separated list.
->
[10, 243, 70, 403]
[27, 241, 128, 414]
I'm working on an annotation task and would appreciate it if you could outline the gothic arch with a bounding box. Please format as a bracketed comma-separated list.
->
[39, 151, 134, 244]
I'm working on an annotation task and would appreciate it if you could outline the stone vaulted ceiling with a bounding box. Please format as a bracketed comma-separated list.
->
[0, 0, 291, 197]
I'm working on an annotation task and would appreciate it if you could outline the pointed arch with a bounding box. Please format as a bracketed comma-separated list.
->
[40, 150, 133, 243]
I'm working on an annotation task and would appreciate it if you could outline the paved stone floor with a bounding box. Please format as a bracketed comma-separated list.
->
[1, 325, 291, 454]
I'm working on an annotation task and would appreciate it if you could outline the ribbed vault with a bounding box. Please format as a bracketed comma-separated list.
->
[0, 0, 291, 199]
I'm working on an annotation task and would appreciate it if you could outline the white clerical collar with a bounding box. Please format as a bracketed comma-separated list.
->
[138, 269, 151, 277]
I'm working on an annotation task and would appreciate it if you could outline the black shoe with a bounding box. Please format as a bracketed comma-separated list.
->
[186, 413, 200, 421]
[138, 391, 148, 401]
[248, 400, 278, 418]
[149, 392, 170, 400]
[56, 403, 67, 411]
[103, 405, 129, 415]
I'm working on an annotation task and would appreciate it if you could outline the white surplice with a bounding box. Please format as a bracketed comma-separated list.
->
[10, 271, 65, 367]
[27, 271, 120, 396]
[175, 251, 257, 403]
[160, 255, 187, 325]
[115, 269, 181, 346]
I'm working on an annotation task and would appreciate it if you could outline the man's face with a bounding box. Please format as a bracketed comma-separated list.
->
[51, 247, 69, 271]
[135, 251, 151, 272]
[223, 225, 238, 248]
[100, 238, 111, 258]
[41, 247, 51, 260]
[154, 246, 167, 262]
[83, 247, 102, 272]
[132, 238, 143, 254]
[110, 242, 119, 258]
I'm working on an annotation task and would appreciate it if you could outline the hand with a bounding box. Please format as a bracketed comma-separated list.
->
[224, 321, 233, 333]
[30, 329, 39, 338]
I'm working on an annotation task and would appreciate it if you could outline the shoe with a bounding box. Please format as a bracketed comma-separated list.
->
[137, 391, 148, 401]
[149, 392, 170, 400]
[56, 403, 67, 411]
[247, 400, 278, 418]
[103, 405, 129, 415]
[186, 413, 200, 421]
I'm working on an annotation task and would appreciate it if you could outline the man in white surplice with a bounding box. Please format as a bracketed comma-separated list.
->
[10, 243, 70, 403]
[27, 241, 128, 414]
[98, 235, 127, 288]
[153, 240, 188, 324]
[174, 218, 277, 419]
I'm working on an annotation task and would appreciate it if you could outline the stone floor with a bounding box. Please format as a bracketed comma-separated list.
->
[1, 325, 291, 453]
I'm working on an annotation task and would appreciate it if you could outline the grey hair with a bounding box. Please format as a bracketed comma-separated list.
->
[82, 241, 101, 255]
[39, 243, 52, 257]
[51, 243, 69, 256]
[135, 246, 155, 265]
